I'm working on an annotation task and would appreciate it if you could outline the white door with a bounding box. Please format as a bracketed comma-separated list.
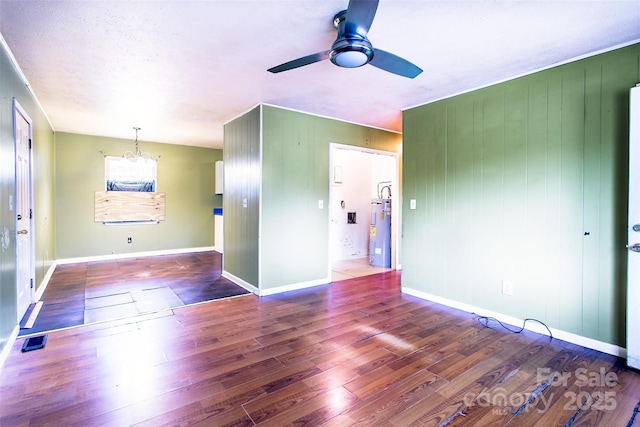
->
[14, 101, 33, 322]
[628, 85, 640, 369]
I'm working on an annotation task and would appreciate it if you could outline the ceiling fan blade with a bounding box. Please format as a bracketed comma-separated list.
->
[344, 0, 379, 37]
[369, 49, 423, 78]
[268, 51, 331, 73]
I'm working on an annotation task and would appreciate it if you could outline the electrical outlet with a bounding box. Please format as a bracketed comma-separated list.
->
[127, 237, 132, 244]
[502, 280, 513, 295]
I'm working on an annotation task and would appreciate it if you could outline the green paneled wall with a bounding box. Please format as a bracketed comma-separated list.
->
[55, 133, 221, 258]
[223, 106, 261, 287]
[402, 43, 640, 347]
[260, 105, 401, 290]
[224, 104, 401, 292]
[0, 41, 56, 355]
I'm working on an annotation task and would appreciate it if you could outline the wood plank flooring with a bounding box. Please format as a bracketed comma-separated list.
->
[2, 270, 640, 426]
[18, 251, 249, 336]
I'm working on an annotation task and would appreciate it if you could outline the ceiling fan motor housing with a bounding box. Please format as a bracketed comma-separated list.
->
[330, 9, 373, 68]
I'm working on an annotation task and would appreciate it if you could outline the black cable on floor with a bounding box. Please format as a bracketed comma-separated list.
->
[473, 314, 553, 339]
[626, 399, 640, 427]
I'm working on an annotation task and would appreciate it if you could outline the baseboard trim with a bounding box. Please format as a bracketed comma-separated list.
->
[56, 246, 216, 265]
[402, 287, 627, 359]
[259, 278, 329, 296]
[0, 325, 20, 371]
[35, 262, 57, 301]
[219, 272, 330, 297]
[221, 271, 259, 295]
[628, 355, 640, 370]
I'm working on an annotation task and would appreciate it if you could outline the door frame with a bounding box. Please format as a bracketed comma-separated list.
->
[328, 143, 401, 279]
[13, 98, 35, 322]
[628, 85, 640, 369]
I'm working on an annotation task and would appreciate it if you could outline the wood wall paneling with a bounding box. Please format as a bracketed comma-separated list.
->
[222, 106, 261, 288]
[402, 43, 640, 347]
[260, 105, 402, 291]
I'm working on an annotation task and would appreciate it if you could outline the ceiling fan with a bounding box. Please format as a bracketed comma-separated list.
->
[267, 0, 423, 79]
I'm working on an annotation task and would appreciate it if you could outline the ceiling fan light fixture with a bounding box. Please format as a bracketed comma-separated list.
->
[329, 39, 373, 68]
[331, 49, 369, 68]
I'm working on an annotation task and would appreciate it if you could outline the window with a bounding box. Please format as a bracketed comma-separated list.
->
[105, 156, 157, 192]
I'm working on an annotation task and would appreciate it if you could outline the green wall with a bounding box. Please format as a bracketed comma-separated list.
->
[223, 106, 261, 287]
[224, 104, 401, 292]
[402, 43, 640, 347]
[0, 41, 56, 355]
[260, 105, 400, 291]
[224, 105, 401, 293]
[55, 132, 221, 258]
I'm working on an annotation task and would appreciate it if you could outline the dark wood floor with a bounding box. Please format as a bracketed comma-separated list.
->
[19, 251, 249, 336]
[2, 269, 640, 426]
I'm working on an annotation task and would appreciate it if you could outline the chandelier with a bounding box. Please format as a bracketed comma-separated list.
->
[123, 127, 154, 162]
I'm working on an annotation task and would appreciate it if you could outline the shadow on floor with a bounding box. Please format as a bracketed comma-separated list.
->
[19, 251, 250, 336]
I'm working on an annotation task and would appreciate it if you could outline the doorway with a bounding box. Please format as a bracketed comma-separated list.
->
[329, 144, 399, 281]
[13, 99, 34, 322]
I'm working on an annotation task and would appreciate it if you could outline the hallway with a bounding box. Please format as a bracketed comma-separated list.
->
[331, 256, 394, 282]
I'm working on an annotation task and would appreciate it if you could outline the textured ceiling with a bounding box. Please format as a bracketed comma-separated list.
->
[1, 0, 639, 149]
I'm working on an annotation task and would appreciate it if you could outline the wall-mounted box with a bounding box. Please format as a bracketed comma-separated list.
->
[215, 160, 223, 194]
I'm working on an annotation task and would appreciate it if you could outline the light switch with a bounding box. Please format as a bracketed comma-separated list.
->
[410, 199, 416, 210]
[318, 200, 324, 209]
[8, 195, 13, 211]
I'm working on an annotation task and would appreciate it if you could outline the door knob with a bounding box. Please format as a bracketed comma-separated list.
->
[17, 229, 28, 235]
[627, 243, 640, 253]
